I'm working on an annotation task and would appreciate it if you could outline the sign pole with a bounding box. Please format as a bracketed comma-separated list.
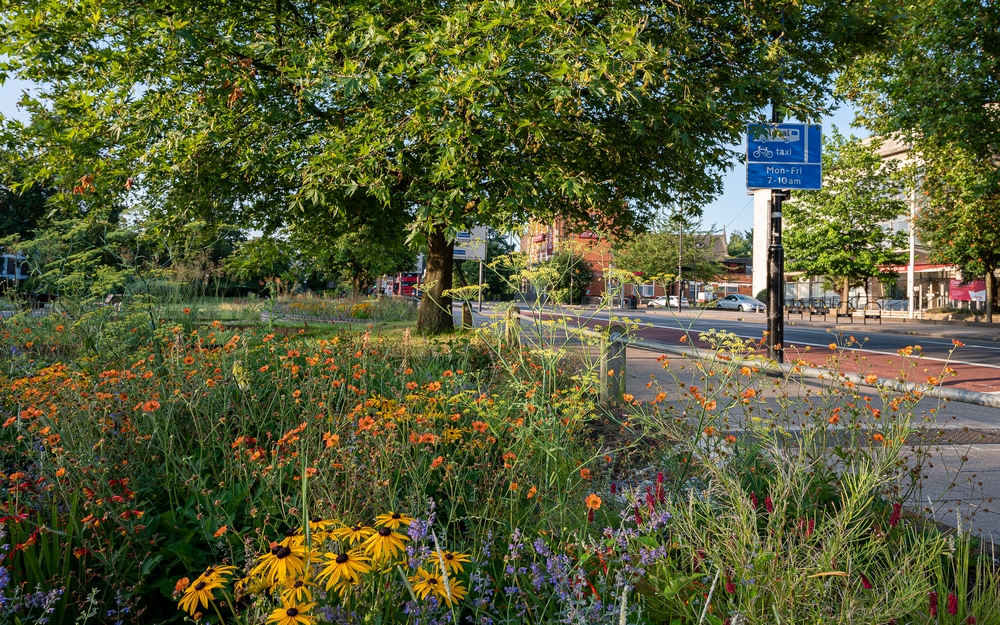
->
[766, 104, 785, 363]
[478, 259, 484, 313]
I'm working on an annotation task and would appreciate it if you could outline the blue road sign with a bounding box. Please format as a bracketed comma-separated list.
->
[746, 123, 822, 190]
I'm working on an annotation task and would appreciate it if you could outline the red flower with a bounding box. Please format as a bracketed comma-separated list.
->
[725, 577, 736, 594]
[889, 503, 901, 528]
[610, 482, 617, 495]
[634, 506, 642, 525]
[860, 574, 873, 590]
[750, 493, 759, 509]
[929, 591, 938, 617]
[966, 616, 977, 624]
[948, 593, 958, 616]
[764, 496, 774, 513]
[646, 488, 655, 513]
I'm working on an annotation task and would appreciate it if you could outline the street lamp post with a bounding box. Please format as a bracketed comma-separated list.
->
[766, 103, 786, 363]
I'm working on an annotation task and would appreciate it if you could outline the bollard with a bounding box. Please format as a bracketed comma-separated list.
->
[505, 306, 521, 343]
[600, 323, 627, 405]
[462, 301, 474, 329]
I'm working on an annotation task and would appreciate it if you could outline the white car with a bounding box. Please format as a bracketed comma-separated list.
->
[649, 295, 689, 308]
[714, 294, 766, 312]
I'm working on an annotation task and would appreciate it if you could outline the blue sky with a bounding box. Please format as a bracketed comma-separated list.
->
[1, 77, 867, 235]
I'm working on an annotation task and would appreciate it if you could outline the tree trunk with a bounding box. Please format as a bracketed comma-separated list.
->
[417, 224, 454, 334]
[987, 270, 995, 324]
[841, 277, 850, 314]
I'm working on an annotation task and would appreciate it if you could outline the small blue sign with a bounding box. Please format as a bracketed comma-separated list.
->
[746, 123, 822, 190]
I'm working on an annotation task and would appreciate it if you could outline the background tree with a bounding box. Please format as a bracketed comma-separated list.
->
[726, 229, 753, 258]
[614, 217, 723, 292]
[841, 0, 999, 171]
[539, 247, 594, 305]
[0, 0, 894, 332]
[0, 176, 52, 241]
[914, 147, 1000, 322]
[784, 131, 906, 311]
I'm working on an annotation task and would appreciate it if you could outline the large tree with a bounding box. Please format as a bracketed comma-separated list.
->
[914, 146, 1000, 322]
[614, 217, 723, 287]
[1, 0, 893, 332]
[784, 132, 907, 311]
[841, 0, 999, 170]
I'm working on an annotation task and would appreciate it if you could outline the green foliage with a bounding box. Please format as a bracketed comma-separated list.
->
[726, 229, 753, 258]
[614, 217, 723, 286]
[536, 247, 594, 305]
[841, 0, 1000, 169]
[785, 131, 906, 298]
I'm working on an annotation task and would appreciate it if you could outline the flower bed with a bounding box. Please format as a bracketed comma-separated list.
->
[1, 309, 997, 624]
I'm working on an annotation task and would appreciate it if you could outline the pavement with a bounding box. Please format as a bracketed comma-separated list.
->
[464, 303, 1000, 538]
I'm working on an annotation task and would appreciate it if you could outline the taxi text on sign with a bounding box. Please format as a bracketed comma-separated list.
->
[746, 124, 822, 190]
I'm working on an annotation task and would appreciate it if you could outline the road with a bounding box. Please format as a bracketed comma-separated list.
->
[546, 306, 1000, 393]
[462, 303, 1000, 536]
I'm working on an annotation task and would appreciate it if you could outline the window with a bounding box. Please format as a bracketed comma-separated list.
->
[640, 284, 654, 298]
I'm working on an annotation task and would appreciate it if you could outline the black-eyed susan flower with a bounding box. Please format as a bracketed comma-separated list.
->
[331, 524, 375, 545]
[279, 527, 306, 548]
[200, 564, 238, 582]
[374, 511, 413, 529]
[362, 526, 409, 562]
[316, 549, 371, 589]
[266, 601, 317, 625]
[436, 551, 471, 574]
[279, 576, 316, 604]
[177, 577, 224, 616]
[409, 568, 468, 607]
[249, 544, 306, 585]
[306, 516, 338, 533]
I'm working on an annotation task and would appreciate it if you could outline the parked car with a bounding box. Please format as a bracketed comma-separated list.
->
[714, 294, 766, 312]
[649, 295, 689, 308]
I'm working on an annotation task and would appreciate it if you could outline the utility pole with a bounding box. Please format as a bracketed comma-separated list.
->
[677, 208, 683, 314]
[767, 103, 786, 363]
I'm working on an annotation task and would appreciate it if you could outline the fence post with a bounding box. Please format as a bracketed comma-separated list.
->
[600, 323, 627, 405]
[462, 301, 474, 329]
[505, 306, 521, 343]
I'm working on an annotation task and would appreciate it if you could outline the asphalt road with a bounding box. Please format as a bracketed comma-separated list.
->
[560, 307, 1000, 393]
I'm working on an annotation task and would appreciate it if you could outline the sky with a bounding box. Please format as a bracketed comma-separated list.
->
[1, 77, 868, 236]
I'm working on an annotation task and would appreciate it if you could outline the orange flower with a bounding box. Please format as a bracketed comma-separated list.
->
[828, 414, 840, 424]
[872, 433, 885, 443]
[579, 468, 592, 479]
[430, 456, 444, 468]
[704, 400, 717, 411]
[323, 432, 340, 448]
[526, 486, 537, 499]
[183, 308, 191, 314]
[442, 370, 453, 377]
[358, 416, 375, 431]
[740, 366, 752, 376]
[214, 525, 228, 538]
[417, 433, 438, 444]
[725, 435, 737, 444]
[406, 381, 418, 390]
[622, 393, 634, 403]
[173, 577, 190, 597]
[741, 388, 756, 399]
[704, 426, 715, 436]
[509, 482, 519, 491]
[828, 343, 837, 350]
[472, 421, 488, 433]
[55, 325, 65, 332]
[585, 494, 602, 510]
[603, 454, 613, 463]
[926, 376, 940, 385]
[55, 468, 66, 477]
[141, 400, 160, 413]
[655, 392, 666, 402]
[427, 381, 442, 392]
[952, 339, 965, 347]
[205, 378, 215, 387]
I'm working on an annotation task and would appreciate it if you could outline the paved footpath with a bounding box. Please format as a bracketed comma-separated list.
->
[465, 304, 1000, 537]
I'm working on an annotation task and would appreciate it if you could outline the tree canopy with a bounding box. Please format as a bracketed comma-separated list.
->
[1, 0, 894, 330]
[784, 131, 906, 309]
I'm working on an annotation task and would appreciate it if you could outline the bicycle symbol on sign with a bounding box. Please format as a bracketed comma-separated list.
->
[752, 146, 773, 159]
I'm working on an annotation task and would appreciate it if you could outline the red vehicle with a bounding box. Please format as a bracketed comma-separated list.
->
[396, 272, 421, 297]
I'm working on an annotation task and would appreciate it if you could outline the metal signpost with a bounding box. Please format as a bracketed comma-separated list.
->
[747, 119, 822, 363]
[453, 227, 489, 312]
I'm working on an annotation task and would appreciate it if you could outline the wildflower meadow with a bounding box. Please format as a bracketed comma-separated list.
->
[1, 291, 998, 624]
